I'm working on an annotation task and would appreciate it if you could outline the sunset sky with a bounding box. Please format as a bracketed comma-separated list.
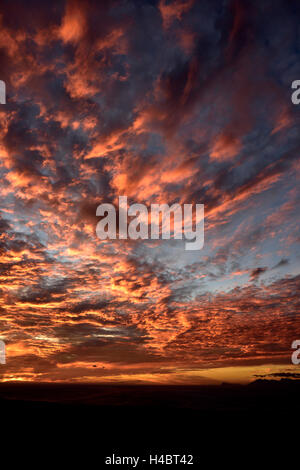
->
[0, 0, 299, 384]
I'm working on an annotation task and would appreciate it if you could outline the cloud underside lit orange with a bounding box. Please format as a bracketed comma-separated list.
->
[0, 0, 299, 384]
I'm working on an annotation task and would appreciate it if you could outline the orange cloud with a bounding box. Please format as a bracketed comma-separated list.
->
[210, 133, 242, 161]
[59, 0, 86, 44]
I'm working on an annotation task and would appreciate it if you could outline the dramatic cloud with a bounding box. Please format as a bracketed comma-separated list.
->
[0, 0, 299, 383]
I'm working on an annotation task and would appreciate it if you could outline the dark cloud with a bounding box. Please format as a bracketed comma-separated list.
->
[273, 259, 289, 269]
[250, 267, 268, 281]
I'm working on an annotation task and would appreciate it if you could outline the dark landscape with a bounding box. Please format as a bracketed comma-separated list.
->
[1, 380, 299, 467]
